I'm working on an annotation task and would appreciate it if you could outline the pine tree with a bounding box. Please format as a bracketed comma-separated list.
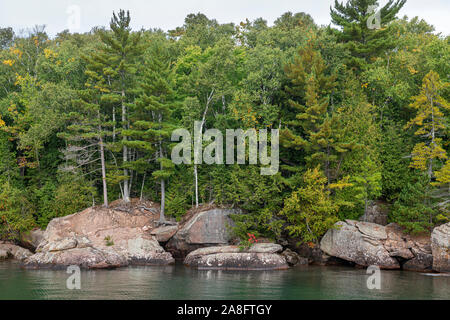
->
[281, 43, 335, 152]
[405, 71, 449, 181]
[330, 0, 406, 70]
[281, 43, 352, 184]
[94, 10, 144, 203]
[126, 45, 178, 222]
[58, 88, 111, 207]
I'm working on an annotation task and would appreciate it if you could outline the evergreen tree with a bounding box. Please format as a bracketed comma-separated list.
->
[380, 122, 413, 200]
[95, 10, 144, 202]
[282, 42, 352, 184]
[58, 88, 111, 207]
[280, 166, 340, 244]
[330, 0, 406, 70]
[389, 176, 435, 234]
[126, 45, 178, 222]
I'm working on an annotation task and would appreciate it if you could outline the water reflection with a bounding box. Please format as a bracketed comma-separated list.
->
[0, 261, 448, 300]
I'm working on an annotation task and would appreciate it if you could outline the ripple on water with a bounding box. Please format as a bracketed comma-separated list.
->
[0, 262, 449, 300]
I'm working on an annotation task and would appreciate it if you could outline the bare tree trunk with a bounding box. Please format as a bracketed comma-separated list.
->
[98, 111, 108, 207]
[160, 178, 166, 222]
[112, 105, 116, 142]
[194, 164, 199, 208]
[140, 172, 146, 201]
[99, 135, 108, 207]
[429, 96, 434, 181]
[193, 89, 214, 208]
[159, 140, 166, 223]
[108, 76, 116, 143]
[122, 89, 130, 202]
[108, 149, 124, 199]
[129, 150, 135, 197]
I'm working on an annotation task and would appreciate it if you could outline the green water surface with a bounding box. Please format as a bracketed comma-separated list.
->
[0, 261, 448, 300]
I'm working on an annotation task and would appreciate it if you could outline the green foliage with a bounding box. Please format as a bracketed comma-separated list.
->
[32, 175, 94, 228]
[280, 167, 341, 243]
[330, 0, 406, 71]
[215, 165, 285, 241]
[0, 6, 448, 244]
[104, 235, 114, 246]
[0, 180, 35, 240]
[405, 71, 449, 179]
[165, 168, 192, 219]
[380, 122, 414, 200]
[432, 159, 450, 220]
[389, 176, 436, 234]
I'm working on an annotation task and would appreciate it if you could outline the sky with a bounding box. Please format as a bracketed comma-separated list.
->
[0, 0, 449, 37]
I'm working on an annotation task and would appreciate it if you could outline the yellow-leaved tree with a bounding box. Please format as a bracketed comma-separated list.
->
[405, 71, 449, 181]
[432, 159, 450, 220]
[279, 166, 351, 244]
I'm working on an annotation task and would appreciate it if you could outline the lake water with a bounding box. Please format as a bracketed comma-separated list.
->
[0, 261, 449, 300]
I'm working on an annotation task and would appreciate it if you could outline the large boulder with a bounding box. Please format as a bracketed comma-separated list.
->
[25, 234, 173, 269]
[403, 249, 433, 272]
[23, 200, 175, 269]
[151, 225, 178, 243]
[37, 204, 156, 247]
[184, 243, 288, 270]
[320, 220, 399, 269]
[167, 207, 240, 258]
[431, 222, 450, 273]
[384, 224, 433, 272]
[122, 237, 174, 265]
[0, 241, 33, 261]
[320, 220, 433, 271]
[24, 247, 128, 269]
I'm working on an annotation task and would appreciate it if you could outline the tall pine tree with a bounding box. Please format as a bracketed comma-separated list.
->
[126, 45, 178, 222]
[330, 0, 406, 70]
[95, 10, 144, 202]
[281, 42, 352, 185]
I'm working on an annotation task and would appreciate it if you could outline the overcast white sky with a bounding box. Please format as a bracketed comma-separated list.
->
[1, 0, 448, 37]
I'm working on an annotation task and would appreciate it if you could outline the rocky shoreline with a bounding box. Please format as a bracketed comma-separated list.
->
[0, 200, 448, 273]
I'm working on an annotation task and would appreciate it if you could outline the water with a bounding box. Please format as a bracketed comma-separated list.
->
[0, 261, 449, 300]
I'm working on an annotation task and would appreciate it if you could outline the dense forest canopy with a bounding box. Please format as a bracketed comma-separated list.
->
[0, 0, 448, 244]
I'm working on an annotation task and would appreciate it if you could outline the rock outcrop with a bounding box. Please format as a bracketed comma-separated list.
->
[25, 246, 128, 269]
[19, 228, 45, 251]
[359, 201, 388, 226]
[281, 248, 308, 266]
[167, 207, 240, 259]
[321, 220, 399, 269]
[0, 241, 33, 261]
[431, 222, 450, 272]
[320, 220, 433, 271]
[122, 236, 174, 265]
[280, 237, 333, 265]
[151, 225, 178, 243]
[184, 243, 288, 270]
[23, 200, 174, 269]
[385, 224, 432, 272]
